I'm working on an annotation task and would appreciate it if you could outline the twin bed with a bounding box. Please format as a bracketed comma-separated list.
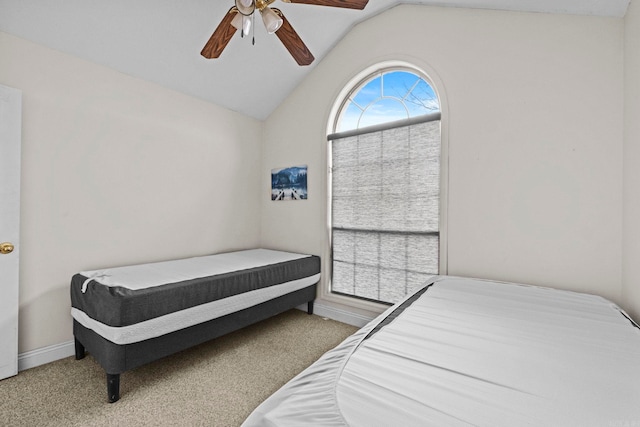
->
[71, 250, 640, 425]
[70, 248, 320, 402]
[243, 275, 640, 426]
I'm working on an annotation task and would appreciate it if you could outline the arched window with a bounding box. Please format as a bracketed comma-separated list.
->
[328, 67, 442, 305]
[336, 69, 440, 132]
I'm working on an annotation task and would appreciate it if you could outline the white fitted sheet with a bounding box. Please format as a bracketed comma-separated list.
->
[72, 274, 320, 345]
[80, 248, 310, 291]
[243, 276, 640, 427]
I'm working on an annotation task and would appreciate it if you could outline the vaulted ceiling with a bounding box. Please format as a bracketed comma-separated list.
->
[0, 0, 630, 119]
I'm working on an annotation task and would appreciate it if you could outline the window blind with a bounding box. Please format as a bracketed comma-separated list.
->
[330, 115, 441, 304]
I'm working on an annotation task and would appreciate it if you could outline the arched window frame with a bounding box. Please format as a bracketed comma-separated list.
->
[323, 61, 449, 314]
[334, 67, 441, 132]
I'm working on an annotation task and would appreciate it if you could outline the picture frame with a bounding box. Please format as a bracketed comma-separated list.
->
[271, 165, 308, 201]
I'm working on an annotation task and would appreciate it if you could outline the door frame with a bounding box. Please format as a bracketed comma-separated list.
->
[0, 84, 22, 380]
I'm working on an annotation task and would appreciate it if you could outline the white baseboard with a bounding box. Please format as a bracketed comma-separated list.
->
[18, 340, 75, 372]
[296, 302, 374, 327]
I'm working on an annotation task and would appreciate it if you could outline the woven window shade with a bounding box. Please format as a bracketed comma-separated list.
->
[330, 117, 441, 304]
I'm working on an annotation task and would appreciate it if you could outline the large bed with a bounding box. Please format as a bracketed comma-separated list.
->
[243, 275, 640, 426]
[70, 248, 320, 402]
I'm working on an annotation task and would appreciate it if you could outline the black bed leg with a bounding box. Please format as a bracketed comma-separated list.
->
[307, 300, 314, 315]
[107, 373, 120, 403]
[74, 338, 85, 360]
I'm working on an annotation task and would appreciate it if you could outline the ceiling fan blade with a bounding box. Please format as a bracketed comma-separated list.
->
[273, 9, 315, 66]
[284, 0, 368, 10]
[201, 8, 238, 59]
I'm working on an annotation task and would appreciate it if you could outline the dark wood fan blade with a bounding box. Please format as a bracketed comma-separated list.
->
[201, 8, 237, 59]
[285, 0, 368, 10]
[273, 9, 314, 66]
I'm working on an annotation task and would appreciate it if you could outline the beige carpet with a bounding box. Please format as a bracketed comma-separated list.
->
[0, 310, 358, 427]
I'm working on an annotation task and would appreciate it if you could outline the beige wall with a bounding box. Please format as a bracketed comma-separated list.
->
[0, 3, 634, 355]
[0, 32, 263, 353]
[261, 6, 625, 314]
[624, 0, 640, 321]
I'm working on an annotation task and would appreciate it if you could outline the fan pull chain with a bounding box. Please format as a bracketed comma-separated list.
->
[252, 12, 255, 45]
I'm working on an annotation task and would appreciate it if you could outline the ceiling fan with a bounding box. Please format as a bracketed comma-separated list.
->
[201, 0, 369, 66]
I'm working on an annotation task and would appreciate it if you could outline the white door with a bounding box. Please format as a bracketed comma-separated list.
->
[0, 84, 21, 380]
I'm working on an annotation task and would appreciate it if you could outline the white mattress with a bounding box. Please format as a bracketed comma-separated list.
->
[72, 248, 320, 345]
[243, 276, 640, 426]
[79, 248, 310, 292]
[72, 274, 320, 345]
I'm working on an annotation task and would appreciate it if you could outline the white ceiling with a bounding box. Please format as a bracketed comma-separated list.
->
[0, 0, 630, 120]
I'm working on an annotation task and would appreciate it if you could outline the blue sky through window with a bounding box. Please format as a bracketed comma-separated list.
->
[337, 70, 439, 132]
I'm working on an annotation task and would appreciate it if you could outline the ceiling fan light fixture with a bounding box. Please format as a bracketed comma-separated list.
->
[235, 0, 255, 15]
[231, 12, 252, 36]
[261, 7, 283, 34]
[203, 0, 370, 64]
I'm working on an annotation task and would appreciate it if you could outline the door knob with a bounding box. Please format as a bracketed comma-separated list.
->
[0, 242, 14, 254]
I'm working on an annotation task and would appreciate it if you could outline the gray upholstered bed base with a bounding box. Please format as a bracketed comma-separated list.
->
[74, 284, 316, 403]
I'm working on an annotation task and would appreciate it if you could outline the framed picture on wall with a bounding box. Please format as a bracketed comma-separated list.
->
[271, 165, 308, 201]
